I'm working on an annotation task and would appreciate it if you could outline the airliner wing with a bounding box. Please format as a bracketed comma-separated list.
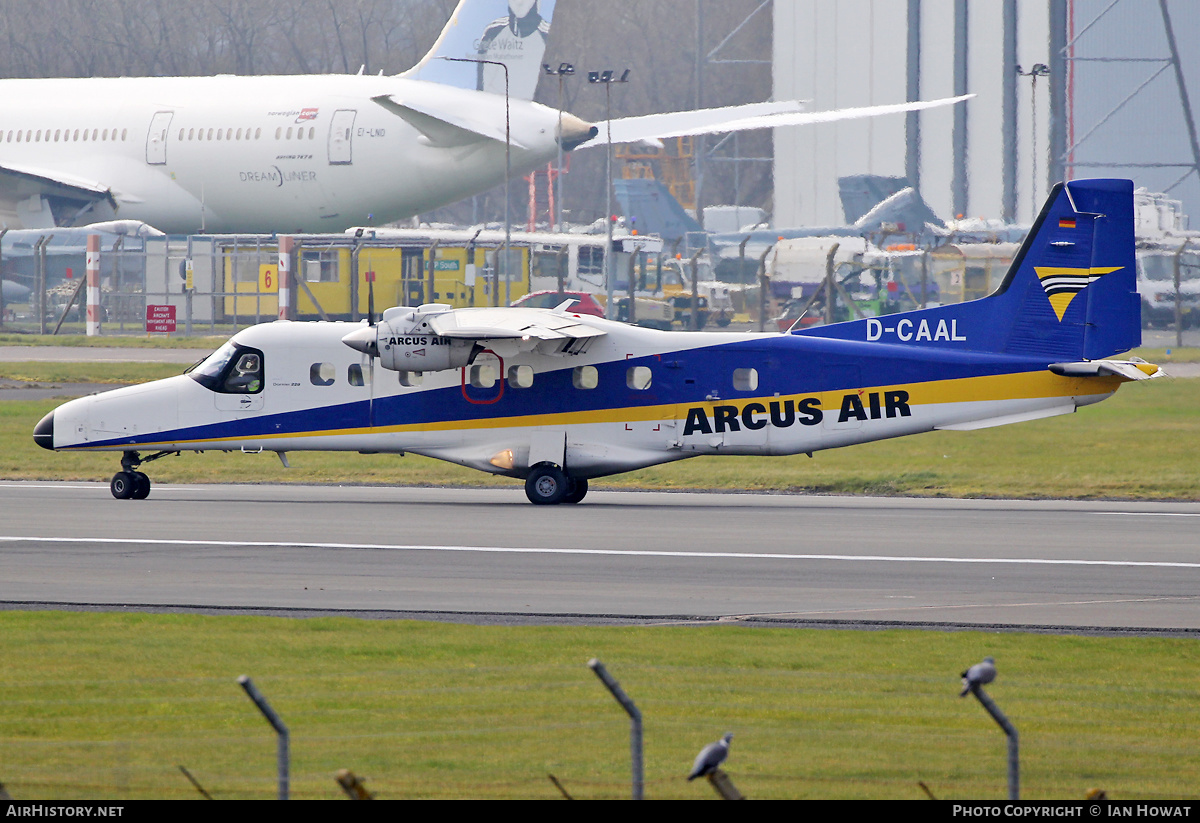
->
[0, 162, 116, 227]
[578, 95, 973, 148]
[0, 163, 115, 204]
[372, 94, 527, 149]
[428, 306, 606, 343]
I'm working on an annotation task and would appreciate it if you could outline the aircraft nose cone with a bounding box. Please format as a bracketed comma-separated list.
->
[33, 410, 54, 450]
[557, 113, 599, 151]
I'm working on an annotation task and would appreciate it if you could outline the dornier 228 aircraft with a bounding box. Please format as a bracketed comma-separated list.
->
[34, 179, 1159, 504]
[0, 0, 968, 233]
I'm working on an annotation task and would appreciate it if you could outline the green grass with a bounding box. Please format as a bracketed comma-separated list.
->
[0, 612, 1196, 800]
[4, 373, 1198, 498]
[0, 362, 187, 385]
[1132, 346, 1200, 364]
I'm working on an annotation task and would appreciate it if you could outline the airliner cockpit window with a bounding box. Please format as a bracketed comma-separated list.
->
[188, 342, 265, 394]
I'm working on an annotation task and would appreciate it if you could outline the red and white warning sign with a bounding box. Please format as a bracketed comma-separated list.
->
[146, 304, 177, 333]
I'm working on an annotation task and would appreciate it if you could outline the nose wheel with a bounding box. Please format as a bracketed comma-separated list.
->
[111, 471, 150, 500]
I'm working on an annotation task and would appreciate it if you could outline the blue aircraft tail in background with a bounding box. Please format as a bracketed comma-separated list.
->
[795, 178, 1141, 362]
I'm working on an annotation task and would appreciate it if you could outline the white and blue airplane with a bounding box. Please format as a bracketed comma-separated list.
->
[0, 0, 967, 234]
[34, 179, 1158, 504]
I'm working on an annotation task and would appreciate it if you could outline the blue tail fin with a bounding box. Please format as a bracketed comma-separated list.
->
[795, 178, 1141, 361]
[401, 0, 556, 100]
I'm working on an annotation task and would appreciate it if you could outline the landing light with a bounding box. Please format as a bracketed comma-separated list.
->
[489, 449, 515, 470]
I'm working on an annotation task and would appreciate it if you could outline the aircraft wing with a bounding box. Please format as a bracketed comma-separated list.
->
[577, 95, 973, 148]
[427, 306, 606, 343]
[0, 162, 117, 228]
[372, 94, 527, 149]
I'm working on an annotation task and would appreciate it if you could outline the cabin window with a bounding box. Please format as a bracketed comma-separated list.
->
[236, 128, 243, 140]
[508, 365, 534, 389]
[348, 364, 368, 387]
[733, 368, 759, 392]
[469, 363, 497, 389]
[398, 371, 422, 387]
[102, 129, 108, 140]
[275, 127, 281, 139]
[216, 128, 223, 141]
[286, 127, 293, 139]
[54, 129, 60, 141]
[121, 128, 127, 140]
[572, 365, 598, 390]
[178, 129, 185, 141]
[627, 366, 652, 391]
[254, 127, 261, 139]
[91, 129, 97, 140]
[310, 362, 335, 386]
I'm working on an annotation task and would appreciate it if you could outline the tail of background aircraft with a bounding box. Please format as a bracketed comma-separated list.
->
[401, 0, 556, 100]
[796, 178, 1141, 362]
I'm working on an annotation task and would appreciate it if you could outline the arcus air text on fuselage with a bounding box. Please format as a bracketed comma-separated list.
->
[0, 74, 567, 233]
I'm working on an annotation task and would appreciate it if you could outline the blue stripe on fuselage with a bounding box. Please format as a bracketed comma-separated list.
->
[71, 333, 1057, 449]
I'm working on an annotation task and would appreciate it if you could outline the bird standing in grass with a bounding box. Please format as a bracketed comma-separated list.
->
[960, 656, 997, 696]
[687, 733, 733, 780]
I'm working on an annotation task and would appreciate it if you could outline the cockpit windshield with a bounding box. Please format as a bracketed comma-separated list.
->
[188, 341, 264, 394]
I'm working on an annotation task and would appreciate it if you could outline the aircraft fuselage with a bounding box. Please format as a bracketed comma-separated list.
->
[0, 75, 569, 233]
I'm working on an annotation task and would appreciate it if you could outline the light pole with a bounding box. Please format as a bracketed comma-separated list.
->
[543, 62, 575, 232]
[443, 56, 511, 305]
[588, 68, 630, 320]
[1016, 63, 1050, 220]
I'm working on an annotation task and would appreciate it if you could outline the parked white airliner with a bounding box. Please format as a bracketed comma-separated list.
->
[0, 0, 968, 234]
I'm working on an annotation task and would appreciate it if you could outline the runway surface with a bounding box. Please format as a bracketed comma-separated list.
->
[1, 482, 1197, 634]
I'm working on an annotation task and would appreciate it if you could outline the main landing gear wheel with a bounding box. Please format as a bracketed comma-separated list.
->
[561, 477, 588, 504]
[525, 465, 570, 505]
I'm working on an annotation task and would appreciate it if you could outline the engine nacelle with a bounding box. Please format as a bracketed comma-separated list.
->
[342, 305, 476, 373]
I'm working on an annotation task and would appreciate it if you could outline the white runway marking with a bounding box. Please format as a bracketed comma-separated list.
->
[1, 535, 1199, 568]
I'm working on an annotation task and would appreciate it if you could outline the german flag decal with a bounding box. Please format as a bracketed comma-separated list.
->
[1059, 217, 1077, 229]
[1034, 266, 1123, 320]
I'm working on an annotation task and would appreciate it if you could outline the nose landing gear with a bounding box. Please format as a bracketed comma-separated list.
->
[109, 450, 177, 500]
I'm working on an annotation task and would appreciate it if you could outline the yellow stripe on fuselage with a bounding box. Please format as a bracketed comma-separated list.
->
[68, 369, 1122, 451]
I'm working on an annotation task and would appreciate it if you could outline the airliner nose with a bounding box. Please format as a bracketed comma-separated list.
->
[33, 410, 54, 450]
[558, 113, 599, 151]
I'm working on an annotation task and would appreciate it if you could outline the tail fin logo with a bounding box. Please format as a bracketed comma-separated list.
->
[1034, 266, 1124, 321]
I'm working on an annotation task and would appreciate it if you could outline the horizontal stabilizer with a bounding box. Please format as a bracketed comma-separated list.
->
[578, 95, 972, 148]
[1049, 359, 1162, 381]
[372, 95, 525, 149]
